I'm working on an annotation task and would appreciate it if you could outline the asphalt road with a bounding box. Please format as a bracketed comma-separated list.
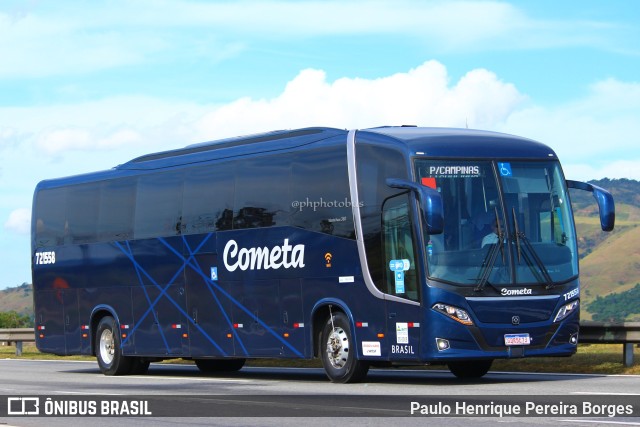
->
[0, 359, 639, 426]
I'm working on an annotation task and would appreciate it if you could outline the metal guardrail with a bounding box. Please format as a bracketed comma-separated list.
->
[0, 327, 35, 356]
[579, 321, 640, 367]
[0, 323, 638, 366]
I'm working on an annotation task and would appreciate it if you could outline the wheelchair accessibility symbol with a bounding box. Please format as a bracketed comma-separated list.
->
[498, 162, 512, 177]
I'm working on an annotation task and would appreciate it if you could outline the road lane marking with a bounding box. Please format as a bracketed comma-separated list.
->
[97, 375, 252, 383]
[54, 390, 124, 395]
[571, 392, 640, 395]
[561, 421, 640, 426]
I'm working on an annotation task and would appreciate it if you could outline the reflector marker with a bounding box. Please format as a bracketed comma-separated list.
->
[293, 323, 304, 328]
[120, 324, 130, 329]
[37, 325, 46, 331]
[233, 323, 243, 329]
[171, 324, 182, 329]
[356, 322, 369, 328]
[408, 322, 420, 328]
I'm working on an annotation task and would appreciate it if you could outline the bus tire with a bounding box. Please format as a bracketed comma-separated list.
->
[95, 316, 132, 376]
[195, 358, 246, 373]
[320, 312, 369, 383]
[447, 360, 493, 379]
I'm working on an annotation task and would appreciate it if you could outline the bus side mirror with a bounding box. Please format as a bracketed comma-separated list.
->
[386, 178, 444, 235]
[567, 180, 615, 232]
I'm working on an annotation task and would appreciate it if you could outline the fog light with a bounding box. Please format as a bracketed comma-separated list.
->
[570, 333, 578, 345]
[436, 338, 450, 351]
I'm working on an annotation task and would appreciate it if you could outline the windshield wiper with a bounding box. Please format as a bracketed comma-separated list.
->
[511, 207, 555, 290]
[474, 208, 505, 292]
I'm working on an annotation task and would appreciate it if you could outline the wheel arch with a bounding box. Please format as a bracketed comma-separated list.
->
[90, 305, 119, 357]
[310, 298, 356, 358]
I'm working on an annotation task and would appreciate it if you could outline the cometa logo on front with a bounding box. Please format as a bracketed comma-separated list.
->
[501, 288, 533, 296]
[223, 239, 305, 272]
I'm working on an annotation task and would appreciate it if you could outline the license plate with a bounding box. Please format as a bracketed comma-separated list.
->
[504, 333, 530, 346]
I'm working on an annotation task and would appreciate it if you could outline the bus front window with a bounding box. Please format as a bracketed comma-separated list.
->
[500, 161, 578, 285]
[415, 159, 578, 287]
[416, 161, 510, 286]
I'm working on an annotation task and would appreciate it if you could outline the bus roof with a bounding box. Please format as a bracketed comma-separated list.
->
[119, 127, 347, 170]
[119, 125, 556, 171]
[37, 126, 557, 188]
[360, 126, 557, 159]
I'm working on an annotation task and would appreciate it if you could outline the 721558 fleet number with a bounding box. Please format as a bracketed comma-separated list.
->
[35, 251, 56, 265]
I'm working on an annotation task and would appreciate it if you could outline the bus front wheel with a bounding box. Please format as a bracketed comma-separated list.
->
[320, 312, 369, 383]
[95, 316, 133, 376]
[447, 360, 493, 379]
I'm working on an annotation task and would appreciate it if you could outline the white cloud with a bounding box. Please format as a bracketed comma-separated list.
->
[1, 60, 524, 159]
[3, 59, 637, 182]
[35, 127, 142, 155]
[499, 78, 640, 178]
[197, 61, 525, 138]
[0, 95, 212, 156]
[4, 208, 31, 235]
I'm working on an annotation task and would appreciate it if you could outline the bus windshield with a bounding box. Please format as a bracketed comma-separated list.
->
[415, 159, 578, 287]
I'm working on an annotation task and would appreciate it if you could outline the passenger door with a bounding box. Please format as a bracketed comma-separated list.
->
[381, 193, 421, 360]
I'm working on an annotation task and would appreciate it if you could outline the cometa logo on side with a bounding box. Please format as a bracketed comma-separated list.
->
[223, 239, 305, 272]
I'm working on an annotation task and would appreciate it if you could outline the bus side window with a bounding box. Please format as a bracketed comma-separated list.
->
[182, 165, 234, 234]
[134, 172, 184, 240]
[290, 144, 354, 238]
[35, 188, 67, 247]
[233, 155, 291, 229]
[382, 193, 418, 301]
[66, 183, 100, 244]
[98, 178, 136, 242]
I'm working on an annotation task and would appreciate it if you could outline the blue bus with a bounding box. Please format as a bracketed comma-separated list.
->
[31, 126, 614, 383]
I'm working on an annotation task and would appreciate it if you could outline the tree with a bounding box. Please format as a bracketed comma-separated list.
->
[0, 311, 33, 328]
[586, 284, 640, 322]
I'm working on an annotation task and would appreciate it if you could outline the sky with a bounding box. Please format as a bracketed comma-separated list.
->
[1, 0, 639, 289]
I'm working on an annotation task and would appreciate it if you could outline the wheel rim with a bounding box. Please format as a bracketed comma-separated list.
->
[99, 328, 115, 365]
[325, 326, 349, 369]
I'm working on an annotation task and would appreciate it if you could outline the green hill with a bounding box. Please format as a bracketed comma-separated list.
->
[578, 222, 640, 319]
[0, 283, 33, 317]
[570, 179, 640, 321]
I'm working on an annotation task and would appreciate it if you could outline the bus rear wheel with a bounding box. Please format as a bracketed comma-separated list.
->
[95, 316, 133, 375]
[195, 358, 246, 373]
[447, 360, 493, 379]
[320, 312, 369, 383]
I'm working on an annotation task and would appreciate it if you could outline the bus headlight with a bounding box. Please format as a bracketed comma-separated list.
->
[554, 300, 579, 322]
[432, 303, 473, 326]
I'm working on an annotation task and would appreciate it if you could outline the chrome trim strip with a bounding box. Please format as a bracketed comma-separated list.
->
[346, 129, 419, 306]
[466, 295, 560, 302]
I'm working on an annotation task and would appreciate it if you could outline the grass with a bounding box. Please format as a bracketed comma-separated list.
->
[2, 343, 638, 375]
